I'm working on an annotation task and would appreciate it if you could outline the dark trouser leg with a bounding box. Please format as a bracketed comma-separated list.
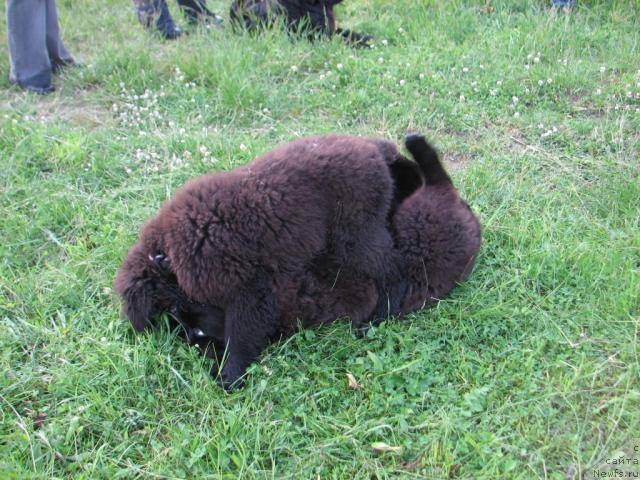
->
[44, 0, 75, 70]
[6, 0, 53, 93]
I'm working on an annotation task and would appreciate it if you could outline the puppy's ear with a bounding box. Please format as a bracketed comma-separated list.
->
[120, 283, 155, 332]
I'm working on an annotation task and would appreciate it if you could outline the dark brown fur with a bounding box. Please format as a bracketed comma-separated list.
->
[229, 0, 372, 47]
[181, 135, 481, 373]
[393, 134, 481, 314]
[115, 134, 408, 388]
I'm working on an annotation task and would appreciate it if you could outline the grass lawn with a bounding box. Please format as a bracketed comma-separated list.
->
[1, 0, 639, 478]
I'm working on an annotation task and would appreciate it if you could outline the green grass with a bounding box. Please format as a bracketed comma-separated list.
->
[1, 0, 639, 478]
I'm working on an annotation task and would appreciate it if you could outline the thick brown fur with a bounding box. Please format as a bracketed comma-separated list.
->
[180, 135, 481, 374]
[229, 0, 372, 47]
[115, 134, 408, 388]
[116, 134, 481, 389]
[393, 134, 481, 314]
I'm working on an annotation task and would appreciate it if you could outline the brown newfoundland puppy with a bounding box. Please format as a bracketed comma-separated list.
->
[115, 135, 410, 389]
[181, 134, 481, 364]
[230, 0, 372, 47]
[116, 134, 481, 389]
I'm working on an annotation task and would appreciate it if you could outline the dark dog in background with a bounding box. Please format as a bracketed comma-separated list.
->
[115, 135, 410, 389]
[135, 134, 481, 386]
[230, 0, 372, 47]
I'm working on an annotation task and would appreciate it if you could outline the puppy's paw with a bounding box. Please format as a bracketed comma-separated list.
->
[353, 322, 372, 338]
[217, 363, 246, 391]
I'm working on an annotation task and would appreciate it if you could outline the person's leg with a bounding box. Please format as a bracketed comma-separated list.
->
[44, 0, 76, 71]
[133, 0, 183, 39]
[176, 0, 223, 25]
[6, 0, 53, 94]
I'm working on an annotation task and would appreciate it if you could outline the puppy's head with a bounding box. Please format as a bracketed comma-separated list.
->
[114, 242, 181, 331]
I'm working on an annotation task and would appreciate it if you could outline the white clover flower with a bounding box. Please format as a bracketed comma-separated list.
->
[600, 66, 606, 73]
[513, 112, 520, 118]
[459, 94, 465, 101]
[512, 95, 519, 103]
[290, 65, 298, 72]
[419, 73, 425, 79]
[463, 67, 469, 73]
[596, 88, 602, 95]
[533, 57, 540, 64]
[538, 80, 544, 86]
[382, 39, 388, 46]
[490, 89, 497, 96]
[378, 57, 384, 64]
[398, 27, 404, 33]
[240, 144, 247, 151]
[525, 65, 530, 70]
[547, 78, 552, 84]
[527, 53, 533, 60]
[337, 63, 344, 70]
[399, 79, 406, 86]
[497, 80, 503, 86]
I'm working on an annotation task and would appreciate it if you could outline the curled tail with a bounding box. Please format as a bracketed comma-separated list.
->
[404, 133, 451, 186]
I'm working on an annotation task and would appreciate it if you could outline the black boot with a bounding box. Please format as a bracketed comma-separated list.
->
[176, 0, 223, 25]
[156, 0, 184, 38]
[135, 0, 183, 39]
